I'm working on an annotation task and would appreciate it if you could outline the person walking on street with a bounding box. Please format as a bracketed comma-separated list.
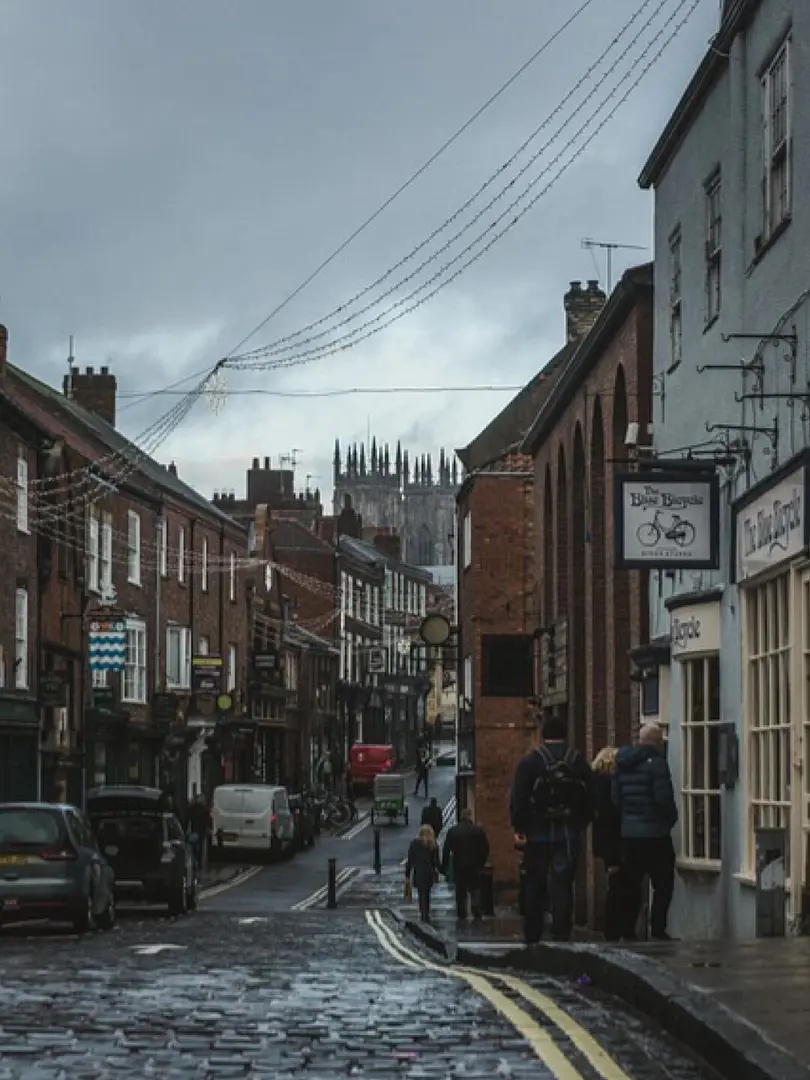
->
[591, 747, 623, 941]
[414, 748, 430, 797]
[442, 808, 490, 920]
[421, 797, 443, 841]
[405, 824, 441, 922]
[510, 715, 593, 944]
[186, 793, 211, 874]
[613, 722, 678, 941]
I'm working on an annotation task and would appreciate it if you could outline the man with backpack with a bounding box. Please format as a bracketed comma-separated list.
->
[509, 715, 593, 943]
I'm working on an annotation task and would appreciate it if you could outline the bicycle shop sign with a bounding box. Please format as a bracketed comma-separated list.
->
[614, 471, 720, 570]
[735, 464, 808, 582]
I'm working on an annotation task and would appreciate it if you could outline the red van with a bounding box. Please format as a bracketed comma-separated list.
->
[349, 744, 397, 793]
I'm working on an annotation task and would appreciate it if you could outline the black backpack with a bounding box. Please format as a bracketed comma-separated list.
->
[530, 745, 588, 823]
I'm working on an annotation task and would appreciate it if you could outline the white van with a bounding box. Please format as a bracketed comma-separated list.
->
[211, 785, 295, 858]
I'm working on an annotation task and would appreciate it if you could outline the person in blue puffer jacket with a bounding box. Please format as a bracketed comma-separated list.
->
[612, 723, 677, 941]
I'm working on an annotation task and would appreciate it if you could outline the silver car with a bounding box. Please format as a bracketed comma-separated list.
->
[0, 803, 116, 933]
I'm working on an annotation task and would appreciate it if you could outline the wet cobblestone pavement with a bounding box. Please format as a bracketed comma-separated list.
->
[0, 907, 717, 1079]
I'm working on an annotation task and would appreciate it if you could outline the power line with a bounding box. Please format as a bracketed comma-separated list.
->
[220, 0, 600, 361]
[116, 384, 525, 400]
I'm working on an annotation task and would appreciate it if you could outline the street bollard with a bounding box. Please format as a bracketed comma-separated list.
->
[373, 827, 382, 875]
[479, 863, 495, 917]
[327, 857, 338, 910]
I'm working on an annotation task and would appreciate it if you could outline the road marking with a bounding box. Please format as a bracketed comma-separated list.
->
[236, 917, 268, 925]
[290, 866, 358, 911]
[365, 911, 582, 1079]
[131, 944, 187, 956]
[199, 865, 262, 899]
[341, 814, 371, 841]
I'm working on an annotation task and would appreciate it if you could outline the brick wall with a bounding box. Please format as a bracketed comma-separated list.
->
[457, 458, 536, 885]
[531, 281, 652, 927]
[0, 420, 38, 694]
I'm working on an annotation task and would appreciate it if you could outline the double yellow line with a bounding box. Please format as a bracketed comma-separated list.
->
[365, 910, 631, 1080]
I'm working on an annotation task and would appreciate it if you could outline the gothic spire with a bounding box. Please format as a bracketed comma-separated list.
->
[351, 444, 358, 475]
[439, 447, 446, 481]
[403, 449, 410, 483]
[333, 438, 341, 482]
[452, 457, 458, 484]
[359, 442, 366, 475]
[370, 436, 377, 472]
[395, 440, 402, 479]
[426, 453, 433, 485]
[383, 443, 390, 476]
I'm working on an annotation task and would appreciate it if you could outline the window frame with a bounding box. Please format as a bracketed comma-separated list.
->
[201, 536, 209, 592]
[159, 519, 168, 578]
[86, 510, 100, 594]
[100, 512, 113, 595]
[668, 225, 683, 371]
[16, 449, 29, 534]
[762, 37, 792, 240]
[704, 169, 722, 324]
[122, 618, 147, 704]
[680, 654, 722, 865]
[14, 587, 28, 690]
[177, 526, 186, 584]
[127, 510, 141, 586]
[462, 512, 472, 569]
[166, 625, 192, 690]
[229, 552, 236, 602]
[227, 644, 237, 692]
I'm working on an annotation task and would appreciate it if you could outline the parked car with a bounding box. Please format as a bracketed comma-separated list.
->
[0, 802, 116, 933]
[349, 744, 397, 794]
[211, 784, 295, 859]
[86, 786, 197, 916]
[289, 793, 317, 852]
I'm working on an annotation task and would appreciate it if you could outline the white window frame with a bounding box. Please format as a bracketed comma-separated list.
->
[744, 572, 791, 875]
[178, 526, 186, 584]
[86, 510, 100, 594]
[14, 587, 28, 690]
[681, 655, 722, 865]
[202, 536, 209, 592]
[159, 519, 168, 578]
[227, 645, 237, 692]
[197, 635, 209, 655]
[92, 668, 109, 689]
[705, 170, 721, 324]
[462, 512, 472, 569]
[463, 654, 473, 704]
[127, 510, 141, 586]
[122, 619, 147, 704]
[229, 552, 236, 602]
[762, 37, 792, 239]
[166, 625, 192, 690]
[16, 449, 29, 534]
[669, 225, 682, 370]
[100, 513, 113, 595]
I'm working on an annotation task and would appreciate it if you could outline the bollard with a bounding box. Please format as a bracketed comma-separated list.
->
[479, 863, 495, 917]
[373, 827, 382, 875]
[327, 857, 338, 910]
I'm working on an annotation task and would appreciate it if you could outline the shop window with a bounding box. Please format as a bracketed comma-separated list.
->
[745, 574, 791, 873]
[681, 656, 722, 863]
[641, 672, 660, 717]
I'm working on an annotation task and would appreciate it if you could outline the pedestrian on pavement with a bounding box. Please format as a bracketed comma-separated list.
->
[319, 750, 335, 792]
[442, 808, 490, 920]
[405, 824, 441, 922]
[509, 715, 593, 944]
[613, 723, 677, 941]
[414, 748, 430, 797]
[186, 793, 211, 873]
[421, 797, 443, 841]
[591, 747, 623, 941]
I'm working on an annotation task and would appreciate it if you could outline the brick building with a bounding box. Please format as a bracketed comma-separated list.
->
[454, 280, 609, 890]
[0, 329, 258, 809]
[521, 263, 653, 928]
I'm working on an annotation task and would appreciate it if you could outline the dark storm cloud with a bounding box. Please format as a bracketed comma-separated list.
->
[0, 0, 719, 501]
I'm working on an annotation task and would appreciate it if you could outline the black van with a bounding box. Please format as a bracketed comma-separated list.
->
[86, 786, 197, 916]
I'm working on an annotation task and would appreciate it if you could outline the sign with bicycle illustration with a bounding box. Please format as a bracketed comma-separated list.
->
[613, 471, 720, 570]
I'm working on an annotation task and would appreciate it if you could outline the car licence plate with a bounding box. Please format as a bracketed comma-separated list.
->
[1, 898, 19, 910]
[0, 855, 31, 867]
[222, 832, 238, 842]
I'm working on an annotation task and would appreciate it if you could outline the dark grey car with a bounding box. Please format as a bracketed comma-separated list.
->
[0, 803, 116, 933]
[87, 786, 197, 916]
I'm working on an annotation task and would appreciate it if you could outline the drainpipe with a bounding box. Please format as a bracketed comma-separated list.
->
[155, 510, 164, 790]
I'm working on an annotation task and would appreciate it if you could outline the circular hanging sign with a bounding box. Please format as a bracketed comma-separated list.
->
[419, 613, 451, 647]
[216, 694, 233, 713]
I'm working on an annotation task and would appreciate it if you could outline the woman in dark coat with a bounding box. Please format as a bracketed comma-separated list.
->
[405, 824, 441, 922]
[592, 747, 623, 941]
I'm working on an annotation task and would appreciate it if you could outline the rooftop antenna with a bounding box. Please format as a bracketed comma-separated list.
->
[581, 238, 647, 293]
[279, 448, 303, 470]
[65, 335, 76, 397]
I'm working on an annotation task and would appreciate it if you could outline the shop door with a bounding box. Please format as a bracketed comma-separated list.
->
[0, 733, 38, 801]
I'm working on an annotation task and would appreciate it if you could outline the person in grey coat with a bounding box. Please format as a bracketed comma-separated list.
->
[612, 723, 678, 940]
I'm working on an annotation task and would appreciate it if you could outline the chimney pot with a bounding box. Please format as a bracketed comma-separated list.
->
[587, 279, 600, 292]
[168, 461, 177, 477]
[264, 456, 270, 469]
[569, 280, 582, 292]
[564, 278, 606, 343]
[252, 457, 260, 469]
[85, 366, 93, 375]
[100, 365, 109, 375]
[214, 490, 219, 500]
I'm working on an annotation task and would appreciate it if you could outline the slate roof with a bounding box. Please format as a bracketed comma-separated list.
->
[456, 342, 575, 472]
[272, 516, 333, 554]
[4, 364, 241, 530]
[337, 535, 432, 582]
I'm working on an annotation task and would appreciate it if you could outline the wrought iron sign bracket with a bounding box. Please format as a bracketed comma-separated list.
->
[734, 384, 810, 420]
[705, 420, 779, 457]
[696, 358, 765, 399]
[721, 329, 798, 382]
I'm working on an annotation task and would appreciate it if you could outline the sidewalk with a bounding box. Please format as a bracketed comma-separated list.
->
[395, 909, 810, 1080]
[199, 862, 249, 891]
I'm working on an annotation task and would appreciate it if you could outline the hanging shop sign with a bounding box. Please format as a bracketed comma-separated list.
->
[88, 620, 126, 672]
[735, 464, 808, 582]
[191, 654, 223, 695]
[613, 471, 720, 570]
[670, 602, 721, 658]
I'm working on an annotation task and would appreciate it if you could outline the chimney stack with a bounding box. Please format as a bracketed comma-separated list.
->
[252, 457, 260, 469]
[564, 279, 606, 343]
[62, 363, 118, 427]
[0, 324, 7, 377]
[264, 456, 270, 469]
[168, 462, 177, 477]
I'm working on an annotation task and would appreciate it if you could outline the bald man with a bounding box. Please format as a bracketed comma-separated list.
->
[612, 722, 678, 941]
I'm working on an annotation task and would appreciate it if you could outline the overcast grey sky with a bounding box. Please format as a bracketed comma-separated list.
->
[0, 0, 717, 504]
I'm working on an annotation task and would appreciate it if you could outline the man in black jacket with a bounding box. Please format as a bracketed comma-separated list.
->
[442, 809, 490, 919]
[510, 715, 593, 943]
[420, 797, 444, 841]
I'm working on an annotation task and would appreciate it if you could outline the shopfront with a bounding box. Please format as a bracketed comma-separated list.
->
[734, 456, 810, 930]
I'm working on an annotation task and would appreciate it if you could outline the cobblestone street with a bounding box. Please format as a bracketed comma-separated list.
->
[0, 896, 717, 1080]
